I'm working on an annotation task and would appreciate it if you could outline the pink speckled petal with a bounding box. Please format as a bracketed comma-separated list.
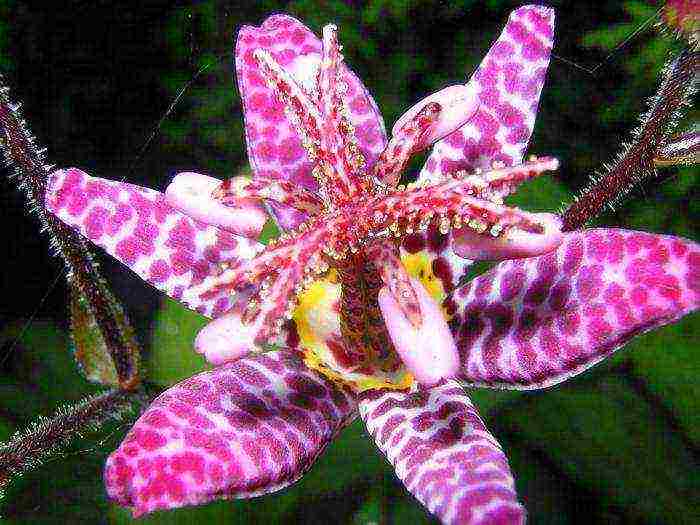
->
[450, 229, 700, 389]
[235, 14, 386, 190]
[419, 5, 555, 182]
[165, 172, 267, 238]
[105, 350, 357, 517]
[452, 212, 563, 260]
[378, 278, 459, 386]
[359, 381, 524, 525]
[45, 168, 261, 318]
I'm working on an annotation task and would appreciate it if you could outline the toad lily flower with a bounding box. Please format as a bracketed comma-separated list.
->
[44, 6, 699, 524]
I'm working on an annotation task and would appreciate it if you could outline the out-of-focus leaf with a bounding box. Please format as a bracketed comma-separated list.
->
[507, 173, 572, 213]
[147, 298, 210, 386]
[495, 373, 700, 523]
[69, 286, 120, 387]
[0, 420, 13, 442]
[500, 443, 607, 525]
[628, 317, 699, 444]
[351, 483, 384, 525]
[299, 420, 387, 495]
[0, 321, 95, 412]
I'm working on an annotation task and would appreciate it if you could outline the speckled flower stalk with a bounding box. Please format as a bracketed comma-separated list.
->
[43, 6, 699, 524]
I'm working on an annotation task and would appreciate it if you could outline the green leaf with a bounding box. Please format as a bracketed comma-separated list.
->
[146, 298, 211, 387]
[495, 373, 700, 523]
[0, 321, 96, 412]
[351, 484, 384, 525]
[298, 420, 388, 495]
[507, 173, 572, 213]
[628, 316, 700, 444]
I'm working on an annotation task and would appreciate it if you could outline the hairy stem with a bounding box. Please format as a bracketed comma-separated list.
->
[0, 78, 141, 389]
[561, 49, 699, 231]
[0, 389, 143, 499]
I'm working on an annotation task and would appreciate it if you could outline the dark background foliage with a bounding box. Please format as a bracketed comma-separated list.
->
[0, 1, 697, 523]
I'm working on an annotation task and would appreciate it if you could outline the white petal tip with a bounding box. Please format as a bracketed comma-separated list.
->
[165, 172, 267, 238]
[194, 314, 255, 365]
[454, 212, 564, 261]
[392, 83, 479, 150]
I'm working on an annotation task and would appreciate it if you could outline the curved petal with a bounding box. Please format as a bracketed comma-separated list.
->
[419, 5, 555, 183]
[392, 84, 479, 149]
[359, 381, 524, 525]
[452, 212, 563, 261]
[378, 277, 459, 386]
[450, 229, 700, 389]
[45, 168, 261, 318]
[105, 350, 357, 517]
[235, 14, 387, 190]
[165, 172, 267, 238]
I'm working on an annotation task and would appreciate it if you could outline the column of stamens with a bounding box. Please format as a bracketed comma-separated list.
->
[443, 156, 560, 201]
[372, 185, 547, 240]
[215, 176, 323, 214]
[373, 102, 442, 187]
[318, 24, 365, 202]
[253, 49, 335, 207]
[366, 241, 421, 327]
[241, 263, 303, 340]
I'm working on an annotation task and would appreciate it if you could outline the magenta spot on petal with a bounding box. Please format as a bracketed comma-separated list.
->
[115, 238, 139, 266]
[495, 102, 525, 128]
[506, 19, 529, 44]
[84, 206, 109, 240]
[491, 40, 514, 59]
[500, 268, 525, 302]
[290, 28, 306, 45]
[349, 95, 369, 115]
[506, 124, 529, 145]
[472, 110, 499, 138]
[134, 428, 166, 451]
[445, 130, 466, 149]
[67, 190, 88, 217]
[255, 141, 277, 161]
[576, 264, 604, 302]
[521, 34, 548, 61]
[148, 259, 171, 283]
[277, 137, 304, 163]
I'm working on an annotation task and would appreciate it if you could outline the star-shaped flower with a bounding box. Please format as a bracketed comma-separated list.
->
[44, 6, 698, 524]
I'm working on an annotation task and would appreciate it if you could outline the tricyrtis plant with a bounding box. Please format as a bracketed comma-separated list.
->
[1, 4, 698, 524]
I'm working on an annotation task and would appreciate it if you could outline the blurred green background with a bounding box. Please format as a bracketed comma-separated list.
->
[0, 1, 697, 523]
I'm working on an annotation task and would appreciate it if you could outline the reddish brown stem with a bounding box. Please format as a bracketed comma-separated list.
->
[561, 49, 699, 231]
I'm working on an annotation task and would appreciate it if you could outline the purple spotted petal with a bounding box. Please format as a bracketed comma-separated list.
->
[359, 381, 524, 525]
[450, 229, 699, 389]
[235, 14, 386, 190]
[45, 168, 261, 318]
[419, 5, 554, 182]
[105, 350, 357, 517]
